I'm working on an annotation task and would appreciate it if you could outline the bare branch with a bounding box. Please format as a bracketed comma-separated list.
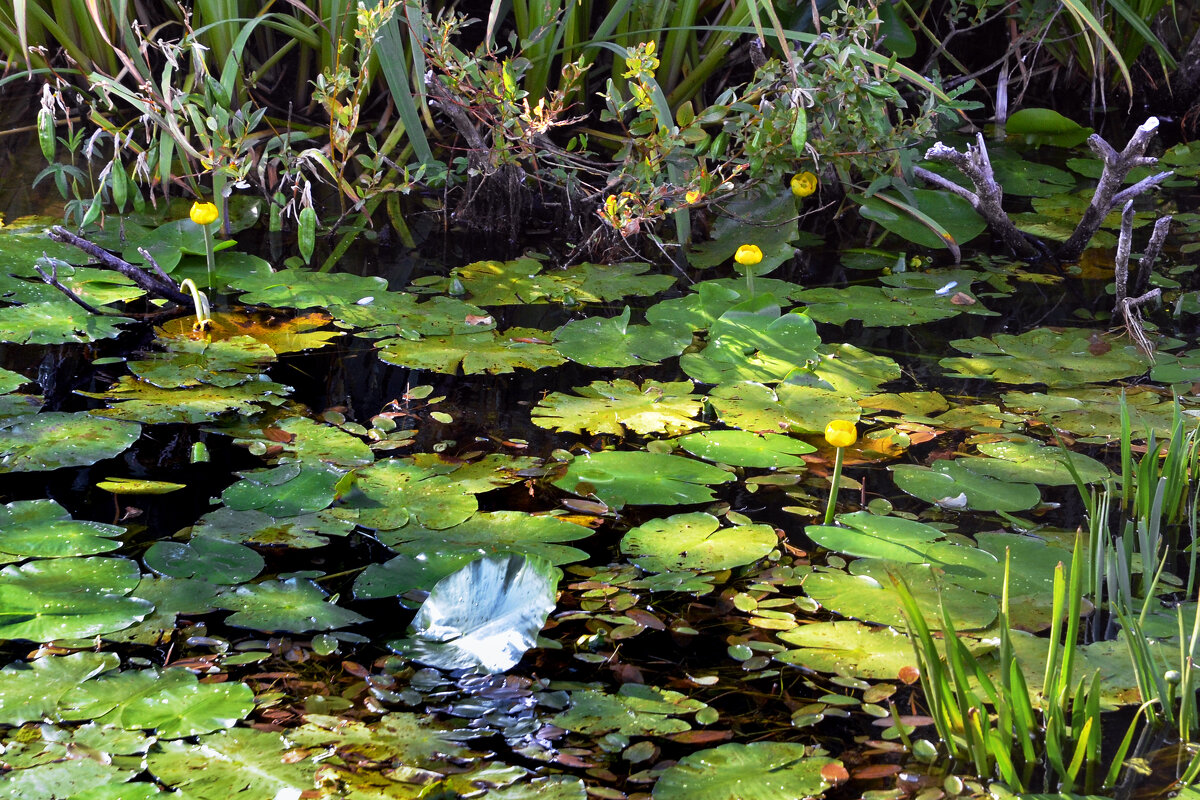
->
[33, 257, 108, 315]
[48, 226, 190, 305]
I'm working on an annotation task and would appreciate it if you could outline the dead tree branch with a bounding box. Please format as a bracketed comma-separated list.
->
[916, 117, 1173, 263]
[48, 226, 190, 306]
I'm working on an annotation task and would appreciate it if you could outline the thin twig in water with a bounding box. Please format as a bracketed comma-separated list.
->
[33, 257, 107, 316]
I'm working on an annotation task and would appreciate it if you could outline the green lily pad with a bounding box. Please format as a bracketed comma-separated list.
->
[958, 438, 1111, 486]
[233, 415, 374, 467]
[810, 343, 902, 396]
[0, 499, 125, 558]
[0, 300, 132, 344]
[377, 327, 565, 374]
[687, 187, 800, 275]
[394, 554, 558, 672]
[0, 557, 153, 641]
[554, 450, 735, 508]
[0, 652, 119, 725]
[80, 375, 292, 424]
[143, 536, 264, 584]
[646, 280, 746, 332]
[553, 684, 707, 736]
[61, 666, 254, 738]
[330, 292, 492, 338]
[354, 551, 483, 599]
[1005, 107, 1093, 147]
[413, 257, 673, 304]
[102, 576, 221, 646]
[803, 562, 998, 631]
[621, 512, 777, 572]
[375, 510, 592, 566]
[776, 620, 923, 679]
[234, 267, 388, 308]
[0, 756, 137, 799]
[215, 577, 368, 632]
[290, 711, 468, 762]
[796, 285, 989, 326]
[942, 328, 1150, 386]
[554, 306, 691, 367]
[673, 430, 815, 468]
[127, 335, 276, 389]
[532, 379, 704, 436]
[891, 460, 1041, 511]
[805, 512, 950, 562]
[147, 728, 317, 799]
[0, 367, 29, 394]
[333, 458, 478, 531]
[680, 296, 822, 384]
[652, 742, 840, 800]
[0, 412, 140, 473]
[222, 463, 344, 517]
[857, 188, 986, 250]
[191, 507, 354, 549]
[708, 381, 861, 434]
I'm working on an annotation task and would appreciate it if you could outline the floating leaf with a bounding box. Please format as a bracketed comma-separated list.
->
[234, 267, 388, 308]
[554, 307, 690, 367]
[157, 310, 342, 354]
[959, 437, 1111, 486]
[680, 297, 822, 384]
[331, 291, 492, 337]
[143, 536, 264, 584]
[673, 430, 815, 468]
[96, 478, 186, 495]
[0, 499, 125, 558]
[80, 376, 291, 424]
[148, 728, 317, 799]
[0, 652, 119, 725]
[532, 379, 704, 436]
[395, 554, 558, 673]
[377, 327, 565, 374]
[215, 577, 368, 632]
[890, 460, 1041, 511]
[127, 335, 276, 389]
[191, 507, 354, 549]
[0, 557, 153, 641]
[554, 451, 735, 508]
[554, 684, 707, 736]
[652, 742, 840, 800]
[795, 285, 987, 327]
[0, 412, 140, 473]
[233, 415, 374, 467]
[61, 667, 254, 738]
[708, 381, 860, 435]
[857, 189, 986, 250]
[221, 463, 344, 517]
[376, 511, 592, 566]
[942, 328, 1150, 386]
[290, 711, 468, 762]
[0, 300, 132, 344]
[621, 513, 777, 572]
[776, 621, 925, 679]
[334, 459, 477, 531]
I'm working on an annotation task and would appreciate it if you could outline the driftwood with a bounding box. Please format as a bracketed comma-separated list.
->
[46, 226, 191, 306]
[1113, 199, 1171, 360]
[914, 117, 1173, 263]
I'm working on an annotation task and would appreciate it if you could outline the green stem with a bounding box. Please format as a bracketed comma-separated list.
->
[824, 446, 845, 525]
[202, 225, 217, 294]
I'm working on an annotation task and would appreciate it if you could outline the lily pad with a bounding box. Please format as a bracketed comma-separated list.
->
[233, 415, 374, 467]
[0, 499, 125, 558]
[127, 335, 276, 389]
[234, 267, 388, 308]
[941, 328, 1150, 386]
[554, 450, 735, 508]
[0, 557, 153, 641]
[377, 327, 565, 374]
[61, 666, 254, 738]
[0, 300, 132, 344]
[80, 375, 292, 424]
[680, 296, 822, 384]
[858, 188, 986, 250]
[331, 292, 492, 337]
[796, 285, 988, 326]
[554, 307, 691, 367]
[221, 463, 344, 517]
[375, 510, 592, 566]
[708, 381, 861, 434]
[958, 438, 1111, 486]
[394, 554, 558, 673]
[621, 513, 778, 572]
[147, 728, 317, 799]
[776, 621, 924, 679]
[143, 536, 264, 584]
[215, 577, 369, 632]
[191, 507, 354, 549]
[333, 458, 478, 531]
[652, 742, 840, 800]
[553, 684, 708, 736]
[890, 460, 1040, 511]
[532, 379, 704, 436]
[673, 430, 816, 468]
[0, 652, 119, 725]
[0, 412, 140, 473]
[156, 310, 343, 354]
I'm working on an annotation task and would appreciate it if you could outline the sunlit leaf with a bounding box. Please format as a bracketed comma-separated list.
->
[673, 430, 815, 468]
[554, 450, 735, 508]
[147, 728, 317, 798]
[554, 307, 690, 367]
[533, 379, 704, 436]
[622, 513, 777, 572]
[0, 499, 125, 558]
[942, 328, 1151, 386]
[0, 412, 140, 473]
[377, 327, 565, 374]
[554, 684, 708, 736]
[80, 375, 291, 424]
[215, 577, 369, 632]
[0, 557, 153, 641]
[652, 742, 841, 800]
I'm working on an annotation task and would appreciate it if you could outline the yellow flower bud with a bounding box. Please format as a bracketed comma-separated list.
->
[685, 189, 701, 204]
[189, 201, 219, 226]
[734, 244, 762, 266]
[790, 171, 818, 198]
[824, 420, 857, 449]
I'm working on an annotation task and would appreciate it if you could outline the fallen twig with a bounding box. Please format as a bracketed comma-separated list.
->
[48, 226, 190, 306]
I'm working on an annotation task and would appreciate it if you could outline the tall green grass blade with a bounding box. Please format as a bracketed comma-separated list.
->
[376, 16, 433, 166]
[1059, 0, 1133, 94]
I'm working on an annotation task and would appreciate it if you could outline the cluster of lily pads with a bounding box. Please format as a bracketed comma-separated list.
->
[1, 132, 1200, 799]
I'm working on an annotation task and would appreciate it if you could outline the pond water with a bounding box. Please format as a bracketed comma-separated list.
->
[1, 118, 1200, 800]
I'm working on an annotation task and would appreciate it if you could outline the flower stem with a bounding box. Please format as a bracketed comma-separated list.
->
[202, 225, 216, 294]
[823, 446, 845, 525]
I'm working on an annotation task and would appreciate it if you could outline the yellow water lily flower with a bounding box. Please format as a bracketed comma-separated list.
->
[734, 244, 762, 266]
[791, 171, 818, 198]
[824, 419, 857, 449]
[189, 201, 219, 226]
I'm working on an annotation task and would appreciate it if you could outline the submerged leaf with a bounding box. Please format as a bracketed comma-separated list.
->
[396, 554, 557, 672]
